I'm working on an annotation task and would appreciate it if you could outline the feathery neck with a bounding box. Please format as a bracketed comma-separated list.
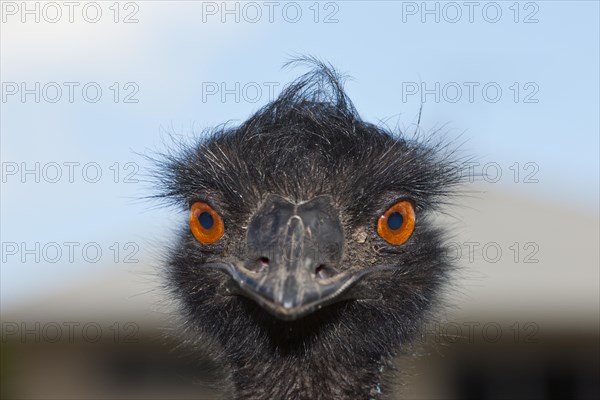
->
[224, 343, 390, 400]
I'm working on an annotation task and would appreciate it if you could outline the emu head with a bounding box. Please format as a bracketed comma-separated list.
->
[155, 61, 462, 369]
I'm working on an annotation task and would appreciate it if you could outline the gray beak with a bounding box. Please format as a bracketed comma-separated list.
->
[220, 194, 358, 320]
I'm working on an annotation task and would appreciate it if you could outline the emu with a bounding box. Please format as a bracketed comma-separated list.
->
[155, 59, 463, 399]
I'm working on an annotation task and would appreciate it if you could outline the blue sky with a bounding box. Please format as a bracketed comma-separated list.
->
[1, 1, 599, 309]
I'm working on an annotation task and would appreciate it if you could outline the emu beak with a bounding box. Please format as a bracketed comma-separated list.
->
[215, 194, 360, 320]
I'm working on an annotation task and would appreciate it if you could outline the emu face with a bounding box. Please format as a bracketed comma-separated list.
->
[156, 60, 462, 398]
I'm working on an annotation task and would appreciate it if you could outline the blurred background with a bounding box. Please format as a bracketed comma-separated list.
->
[1, 1, 598, 399]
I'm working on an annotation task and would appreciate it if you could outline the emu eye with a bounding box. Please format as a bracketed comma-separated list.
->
[377, 200, 415, 245]
[190, 202, 224, 245]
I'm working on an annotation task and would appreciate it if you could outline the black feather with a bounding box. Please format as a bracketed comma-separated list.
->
[153, 58, 466, 399]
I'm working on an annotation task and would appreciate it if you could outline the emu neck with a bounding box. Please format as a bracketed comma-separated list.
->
[226, 348, 387, 400]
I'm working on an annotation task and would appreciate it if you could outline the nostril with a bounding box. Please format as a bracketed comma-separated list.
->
[315, 264, 336, 280]
[259, 257, 269, 267]
[245, 257, 269, 273]
[249, 257, 269, 272]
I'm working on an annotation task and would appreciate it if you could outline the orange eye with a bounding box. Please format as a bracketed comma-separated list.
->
[377, 200, 415, 245]
[189, 202, 224, 245]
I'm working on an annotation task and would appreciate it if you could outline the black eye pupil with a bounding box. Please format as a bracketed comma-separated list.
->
[199, 212, 214, 229]
[387, 212, 403, 230]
